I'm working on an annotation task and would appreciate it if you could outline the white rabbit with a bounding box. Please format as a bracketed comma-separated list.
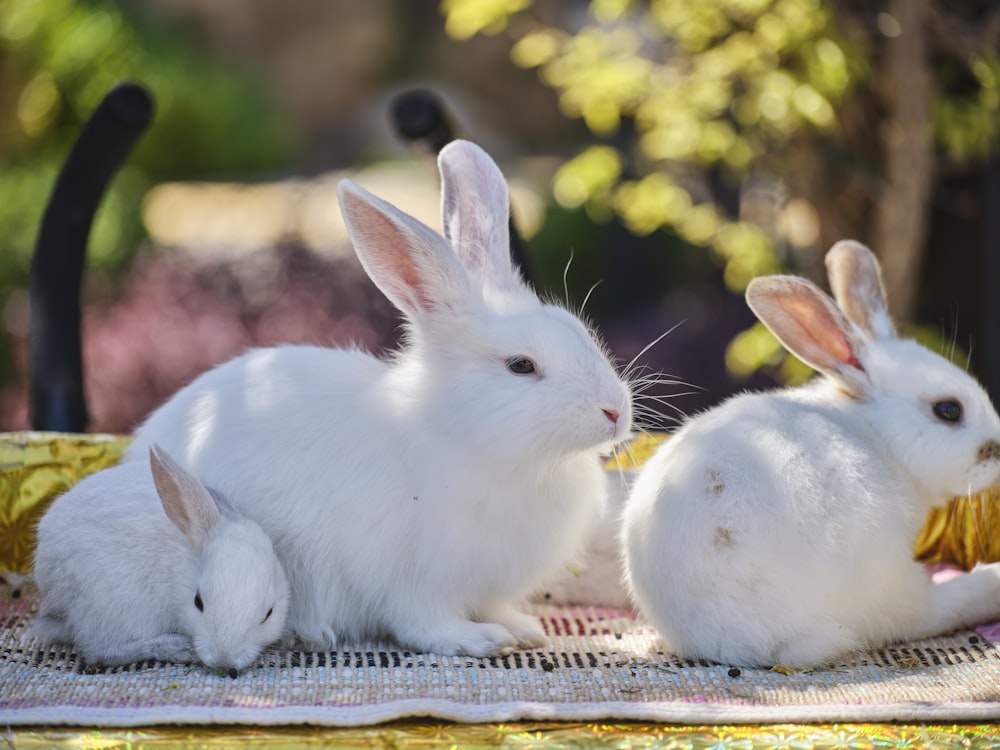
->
[32, 445, 290, 672]
[126, 140, 633, 657]
[624, 240, 1000, 670]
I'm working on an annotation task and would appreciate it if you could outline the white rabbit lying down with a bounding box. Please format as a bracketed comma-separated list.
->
[624, 240, 1000, 670]
[32, 445, 289, 672]
[128, 140, 633, 657]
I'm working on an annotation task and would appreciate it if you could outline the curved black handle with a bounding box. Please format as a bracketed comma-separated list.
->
[29, 82, 154, 432]
[390, 89, 534, 285]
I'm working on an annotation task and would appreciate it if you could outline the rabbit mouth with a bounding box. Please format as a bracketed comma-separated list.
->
[608, 422, 630, 445]
[599, 424, 632, 454]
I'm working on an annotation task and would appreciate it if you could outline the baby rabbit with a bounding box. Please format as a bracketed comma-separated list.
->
[127, 140, 633, 656]
[32, 445, 289, 672]
[624, 240, 1000, 670]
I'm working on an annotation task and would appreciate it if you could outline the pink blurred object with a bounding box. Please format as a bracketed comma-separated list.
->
[929, 562, 1000, 643]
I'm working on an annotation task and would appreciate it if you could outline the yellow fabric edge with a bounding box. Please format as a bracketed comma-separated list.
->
[6, 721, 1000, 748]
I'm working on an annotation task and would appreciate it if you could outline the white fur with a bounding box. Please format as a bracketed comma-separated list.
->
[127, 141, 633, 656]
[531, 469, 634, 610]
[32, 446, 289, 670]
[624, 241, 1000, 669]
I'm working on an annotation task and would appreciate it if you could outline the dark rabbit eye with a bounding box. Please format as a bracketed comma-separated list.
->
[506, 356, 536, 375]
[933, 399, 963, 424]
[262, 606, 273, 624]
[194, 592, 204, 612]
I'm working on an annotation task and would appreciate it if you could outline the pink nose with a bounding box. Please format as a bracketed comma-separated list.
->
[602, 408, 620, 424]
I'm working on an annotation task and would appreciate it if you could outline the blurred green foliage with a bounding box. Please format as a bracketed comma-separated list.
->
[0, 0, 296, 290]
[934, 50, 1000, 163]
[443, 0, 1000, 382]
[445, 0, 858, 293]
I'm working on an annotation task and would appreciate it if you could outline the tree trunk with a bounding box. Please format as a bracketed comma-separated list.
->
[872, 0, 934, 325]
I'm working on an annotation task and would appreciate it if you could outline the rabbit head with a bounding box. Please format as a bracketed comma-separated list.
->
[747, 241, 1000, 506]
[336, 140, 631, 462]
[150, 445, 289, 670]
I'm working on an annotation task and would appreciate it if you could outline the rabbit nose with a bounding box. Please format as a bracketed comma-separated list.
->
[602, 408, 620, 424]
[978, 439, 1000, 462]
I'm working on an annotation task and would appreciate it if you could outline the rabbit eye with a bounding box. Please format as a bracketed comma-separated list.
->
[194, 592, 204, 612]
[933, 399, 963, 424]
[506, 356, 536, 375]
[262, 606, 273, 624]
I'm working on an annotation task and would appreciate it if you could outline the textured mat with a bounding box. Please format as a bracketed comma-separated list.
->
[3, 586, 1000, 726]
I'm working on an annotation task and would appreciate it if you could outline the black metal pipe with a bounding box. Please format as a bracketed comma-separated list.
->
[390, 88, 534, 285]
[978, 154, 1000, 406]
[29, 82, 154, 432]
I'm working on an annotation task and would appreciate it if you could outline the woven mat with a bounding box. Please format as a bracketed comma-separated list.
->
[3, 587, 1000, 726]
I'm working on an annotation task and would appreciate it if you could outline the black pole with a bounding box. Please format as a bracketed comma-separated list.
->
[28, 82, 154, 432]
[978, 154, 1000, 406]
[389, 89, 534, 285]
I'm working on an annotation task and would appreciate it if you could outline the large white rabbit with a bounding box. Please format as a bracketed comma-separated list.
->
[128, 140, 633, 657]
[33, 445, 289, 672]
[624, 240, 1000, 670]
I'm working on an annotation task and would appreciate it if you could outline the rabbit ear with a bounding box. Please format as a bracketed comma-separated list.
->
[824, 240, 896, 340]
[438, 140, 521, 289]
[746, 276, 871, 396]
[338, 180, 472, 318]
[149, 444, 220, 544]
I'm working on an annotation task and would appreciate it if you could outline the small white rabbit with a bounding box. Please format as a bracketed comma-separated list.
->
[624, 240, 1000, 670]
[127, 140, 633, 656]
[32, 445, 290, 672]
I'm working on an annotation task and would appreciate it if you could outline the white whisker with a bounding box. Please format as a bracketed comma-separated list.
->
[562, 249, 574, 308]
[581, 279, 603, 313]
[620, 321, 686, 380]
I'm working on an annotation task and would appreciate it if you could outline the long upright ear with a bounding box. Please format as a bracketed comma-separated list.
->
[746, 276, 871, 396]
[338, 180, 472, 318]
[824, 240, 895, 340]
[149, 444, 220, 545]
[438, 140, 521, 289]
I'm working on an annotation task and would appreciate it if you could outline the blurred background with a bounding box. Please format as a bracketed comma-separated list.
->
[1, 0, 998, 433]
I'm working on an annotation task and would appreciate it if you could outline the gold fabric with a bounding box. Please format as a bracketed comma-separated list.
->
[0, 432, 130, 575]
[7, 722, 1000, 747]
[914, 491, 1000, 570]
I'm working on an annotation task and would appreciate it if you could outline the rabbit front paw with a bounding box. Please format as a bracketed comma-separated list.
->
[399, 619, 517, 657]
[106, 633, 197, 665]
[480, 603, 547, 648]
[290, 625, 338, 652]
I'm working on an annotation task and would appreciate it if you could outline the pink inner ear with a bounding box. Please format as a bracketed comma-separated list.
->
[779, 294, 864, 371]
[362, 205, 437, 313]
[152, 460, 193, 535]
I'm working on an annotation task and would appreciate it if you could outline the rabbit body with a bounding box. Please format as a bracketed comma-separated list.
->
[128, 141, 632, 656]
[32, 447, 289, 670]
[624, 241, 1000, 669]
